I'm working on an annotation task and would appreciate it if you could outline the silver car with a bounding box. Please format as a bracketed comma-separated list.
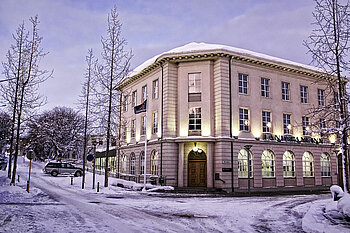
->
[44, 162, 83, 177]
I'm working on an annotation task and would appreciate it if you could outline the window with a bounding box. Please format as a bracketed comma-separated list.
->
[188, 73, 201, 93]
[130, 153, 136, 175]
[189, 107, 201, 131]
[239, 108, 249, 131]
[151, 150, 159, 175]
[302, 116, 310, 136]
[283, 114, 292, 135]
[300, 85, 308, 103]
[303, 152, 314, 177]
[262, 111, 271, 133]
[282, 82, 290, 101]
[123, 95, 128, 112]
[153, 112, 158, 134]
[140, 151, 145, 175]
[121, 154, 127, 174]
[321, 153, 331, 177]
[132, 91, 137, 107]
[334, 92, 340, 109]
[141, 115, 146, 135]
[320, 118, 326, 129]
[153, 79, 159, 99]
[261, 78, 270, 98]
[318, 89, 325, 106]
[262, 150, 275, 177]
[131, 119, 136, 138]
[238, 73, 248, 94]
[123, 123, 127, 140]
[142, 85, 147, 101]
[238, 149, 253, 178]
[283, 151, 295, 177]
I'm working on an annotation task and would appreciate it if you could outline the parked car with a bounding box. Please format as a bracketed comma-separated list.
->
[0, 154, 7, 171]
[43, 162, 83, 177]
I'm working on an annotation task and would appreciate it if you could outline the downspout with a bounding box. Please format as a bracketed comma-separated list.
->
[160, 63, 164, 177]
[229, 56, 234, 193]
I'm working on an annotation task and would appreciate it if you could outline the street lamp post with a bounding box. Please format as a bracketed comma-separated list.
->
[244, 145, 253, 195]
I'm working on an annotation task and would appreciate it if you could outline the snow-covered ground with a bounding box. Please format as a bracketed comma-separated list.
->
[1, 158, 350, 233]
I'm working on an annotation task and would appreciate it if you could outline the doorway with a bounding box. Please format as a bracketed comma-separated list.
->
[188, 149, 207, 187]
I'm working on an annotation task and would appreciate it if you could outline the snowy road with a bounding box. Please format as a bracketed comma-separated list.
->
[1, 159, 349, 233]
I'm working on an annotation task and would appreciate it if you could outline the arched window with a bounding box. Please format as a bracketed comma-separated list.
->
[303, 152, 314, 177]
[140, 151, 145, 175]
[262, 150, 275, 177]
[151, 150, 159, 175]
[121, 154, 127, 174]
[130, 153, 136, 175]
[321, 153, 331, 177]
[283, 151, 295, 177]
[238, 149, 253, 178]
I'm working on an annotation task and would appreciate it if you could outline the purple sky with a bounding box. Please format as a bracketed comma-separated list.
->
[0, 0, 315, 110]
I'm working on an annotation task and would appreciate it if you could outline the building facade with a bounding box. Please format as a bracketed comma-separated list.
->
[116, 42, 342, 192]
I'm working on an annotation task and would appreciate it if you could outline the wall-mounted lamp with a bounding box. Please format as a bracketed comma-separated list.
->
[287, 124, 292, 130]
[244, 120, 249, 126]
[267, 122, 272, 129]
[193, 142, 198, 152]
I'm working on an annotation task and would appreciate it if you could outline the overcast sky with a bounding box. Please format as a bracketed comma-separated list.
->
[0, 0, 316, 111]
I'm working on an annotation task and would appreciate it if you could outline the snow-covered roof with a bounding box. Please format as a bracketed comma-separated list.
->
[119, 42, 324, 87]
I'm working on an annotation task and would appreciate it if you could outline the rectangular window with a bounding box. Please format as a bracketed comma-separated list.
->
[123, 95, 128, 112]
[334, 92, 340, 109]
[131, 119, 136, 138]
[188, 73, 201, 93]
[300, 85, 308, 103]
[320, 118, 326, 129]
[189, 107, 201, 131]
[132, 91, 137, 107]
[153, 79, 159, 99]
[281, 82, 290, 101]
[261, 78, 270, 98]
[318, 89, 325, 106]
[142, 85, 147, 101]
[153, 112, 158, 134]
[141, 115, 146, 135]
[302, 116, 310, 136]
[239, 108, 249, 131]
[123, 124, 127, 140]
[283, 114, 291, 135]
[262, 111, 271, 133]
[238, 73, 248, 94]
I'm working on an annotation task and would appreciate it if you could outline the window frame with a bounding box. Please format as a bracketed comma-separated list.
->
[320, 153, 331, 177]
[261, 150, 275, 178]
[130, 153, 136, 175]
[238, 149, 253, 178]
[132, 90, 137, 107]
[131, 119, 136, 138]
[189, 107, 202, 131]
[238, 73, 248, 95]
[300, 85, 308, 103]
[318, 89, 325, 106]
[141, 115, 146, 135]
[261, 77, 270, 98]
[281, 81, 290, 101]
[283, 113, 292, 135]
[150, 150, 159, 175]
[142, 85, 147, 102]
[283, 151, 295, 178]
[152, 111, 158, 134]
[239, 108, 249, 132]
[153, 79, 159, 99]
[302, 152, 314, 177]
[262, 110, 271, 133]
[302, 116, 310, 136]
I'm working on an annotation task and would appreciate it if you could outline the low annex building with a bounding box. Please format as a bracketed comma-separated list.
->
[115, 42, 342, 192]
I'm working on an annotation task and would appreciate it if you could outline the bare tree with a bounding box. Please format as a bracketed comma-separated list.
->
[95, 6, 132, 187]
[1, 16, 51, 184]
[304, 0, 350, 192]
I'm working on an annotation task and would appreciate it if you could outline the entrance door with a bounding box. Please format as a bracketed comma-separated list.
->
[188, 149, 207, 187]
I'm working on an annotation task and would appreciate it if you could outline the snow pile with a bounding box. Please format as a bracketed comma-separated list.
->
[330, 185, 350, 218]
[110, 178, 174, 192]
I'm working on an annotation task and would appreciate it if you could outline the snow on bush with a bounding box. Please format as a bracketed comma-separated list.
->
[330, 185, 350, 218]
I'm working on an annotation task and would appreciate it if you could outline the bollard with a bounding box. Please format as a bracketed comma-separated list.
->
[26, 180, 29, 193]
[71, 177, 73, 185]
[18, 175, 20, 183]
[97, 182, 100, 192]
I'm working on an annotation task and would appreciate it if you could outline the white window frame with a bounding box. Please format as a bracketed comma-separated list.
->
[130, 153, 136, 175]
[151, 150, 159, 175]
[302, 116, 310, 136]
[131, 119, 136, 138]
[189, 107, 201, 131]
[141, 115, 146, 135]
[132, 90, 137, 107]
[262, 150, 275, 177]
[321, 153, 331, 177]
[239, 108, 249, 131]
[238, 73, 248, 94]
[188, 73, 201, 94]
[153, 79, 159, 99]
[302, 152, 314, 177]
[153, 111, 158, 134]
[283, 113, 292, 135]
[142, 85, 147, 102]
[318, 89, 325, 106]
[283, 151, 295, 177]
[282, 81, 290, 101]
[300, 85, 308, 103]
[261, 78, 270, 98]
[238, 149, 253, 178]
[262, 111, 271, 133]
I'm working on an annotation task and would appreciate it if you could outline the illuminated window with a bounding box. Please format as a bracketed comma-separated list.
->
[131, 119, 136, 138]
[262, 150, 275, 177]
[283, 114, 292, 135]
[302, 116, 310, 136]
[153, 112, 158, 134]
[130, 153, 136, 175]
[121, 154, 127, 174]
[238, 149, 253, 178]
[189, 107, 201, 131]
[261, 78, 270, 98]
[321, 153, 331, 177]
[262, 111, 271, 133]
[282, 82, 290, 101]
[132, 91, 137, 107]
[302, 152, 314, 177]
[151, 150, 159, 175]
[141, 115, 146, 135]
[188, 73, 201, 93]
[283, 151, 295, 177]
[239, 108, 249, 131]
[238, 73, 248, 94]
[140, 151, 145, 175]
[123, 95, 128, 112]
[142, 85, 147, 101]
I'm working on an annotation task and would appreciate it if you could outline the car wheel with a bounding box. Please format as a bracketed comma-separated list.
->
[51, 170, 58, 177]
[74, 171, 82, 177]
